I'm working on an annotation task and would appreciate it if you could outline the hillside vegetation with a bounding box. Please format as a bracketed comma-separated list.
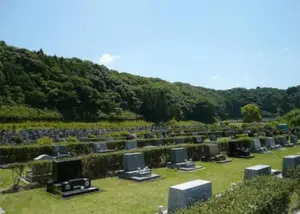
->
[1, 41, 300, 123]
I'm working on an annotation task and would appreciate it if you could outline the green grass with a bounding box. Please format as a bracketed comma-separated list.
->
[1, 147, 300, 214]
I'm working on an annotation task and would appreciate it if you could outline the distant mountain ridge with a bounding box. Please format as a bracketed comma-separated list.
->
[0, 41, 299, 123]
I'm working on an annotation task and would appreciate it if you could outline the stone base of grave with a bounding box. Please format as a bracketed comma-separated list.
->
[216, 159, 232, 164]
[95, 149, 114, 153]
[283, 143, 295, 148]
[230, 154, 254, 159]
[0, 164, 10, 169]
[118, 170, 160, 182]
[166, 162, 204, 171]
[271, 169, 281, 176]
[46, 178, 100, 198]
[22, 172, 52, 183]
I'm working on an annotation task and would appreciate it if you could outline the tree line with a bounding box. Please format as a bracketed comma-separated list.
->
[1, 40, 300, 123]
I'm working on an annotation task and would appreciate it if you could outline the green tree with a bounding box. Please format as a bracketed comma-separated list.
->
[241, 104, 262, 123]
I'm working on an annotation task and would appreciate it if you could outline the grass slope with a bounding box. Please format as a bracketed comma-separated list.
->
[1, 147, 300, 214]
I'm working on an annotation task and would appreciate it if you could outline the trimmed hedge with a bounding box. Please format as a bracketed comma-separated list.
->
[12, 144, 204, 181]
[175, 176, 296, 214]
[0, 136, 205, 163]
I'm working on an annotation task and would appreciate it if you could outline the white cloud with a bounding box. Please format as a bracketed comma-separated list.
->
[258, 50, 264, 57]
[99, 53, 120, 65]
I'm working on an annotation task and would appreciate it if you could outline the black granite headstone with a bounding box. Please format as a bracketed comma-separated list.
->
[52, 159, 83, 183]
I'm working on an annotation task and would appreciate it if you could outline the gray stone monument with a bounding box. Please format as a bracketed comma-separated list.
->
[167, 148, 203, 171]
[92, 142, 113, 153]
[291, 135, 298, 144]
[282, 155, 300, 177]
[266, 137, 282, 150]
[250, 138, 271, 154]
[125, 140, 137, 150]
[118, 152, 160, 182]
[168, 179, 212, 213]
[209, 135, 217, 141]
[244, 165, 271, 180]
[175, 138, 185, 144]
[0, 207, 5, 214]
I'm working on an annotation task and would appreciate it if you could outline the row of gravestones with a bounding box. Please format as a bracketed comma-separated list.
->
[30, 148, 300, 214]
[0, 126, 168, 145]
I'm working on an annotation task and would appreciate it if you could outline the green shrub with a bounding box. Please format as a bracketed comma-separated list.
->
[176, 176, 296, 214]
[36, 137, 53, 145]
[87, 133, 96, 139]
[65, 136, 79, 143]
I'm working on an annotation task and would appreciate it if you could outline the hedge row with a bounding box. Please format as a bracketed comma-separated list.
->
[0, 136, 207, 163]
[3, 135, 293, 164]
[176, 176, 296, 214]
[18, 143, 205, 182]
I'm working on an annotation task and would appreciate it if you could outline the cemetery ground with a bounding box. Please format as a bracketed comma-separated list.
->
[1, 147, 300, 214]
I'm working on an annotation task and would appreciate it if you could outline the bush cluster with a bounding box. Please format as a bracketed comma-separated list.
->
[175, 176, 296, 214]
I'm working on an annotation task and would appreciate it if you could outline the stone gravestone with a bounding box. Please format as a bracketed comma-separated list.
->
[209, 135, 217, 141]
[175, 138, 185, 144]
[266, 137, 281, 150]
[167, 148, 203, 171]
[291, 135, 298, 144]
[192, 136, 203, 144]
[92, 142, 113, 153]
[46, 158, 99, 198]
[125, 140, 137, 150]
[0, 207, 5, 214]
[244, 165, 271, 180]
[282, 155, 300, 177]
[168, 180, 212, 213]
[118, 152, 160, 182]
[250, 139, 270, 154]
[53, 145, 72, 158]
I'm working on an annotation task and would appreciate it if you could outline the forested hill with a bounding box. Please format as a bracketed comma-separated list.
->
[0, 40, 299, 123]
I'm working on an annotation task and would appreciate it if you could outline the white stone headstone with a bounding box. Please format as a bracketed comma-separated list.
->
[168, 179, 212, 213]
[0, 207, 5, 214]
[244, 165, 271, 180]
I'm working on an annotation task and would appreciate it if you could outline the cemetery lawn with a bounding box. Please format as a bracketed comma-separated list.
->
[1, 147, 300, 214]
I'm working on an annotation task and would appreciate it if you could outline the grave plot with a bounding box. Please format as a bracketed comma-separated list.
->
[276, 136, 294, 147]
[24, 145, 73, 183]
[157, 179, 212, 214]
[200, 144, 232, 164]
[250, 138, 271, 154]
[166, 148, 203, 171]
[227, 141, 254, 159]
[175, 138, 185, 144]
[244, 164, 280, 180]
[118, 152, 160, 182]
[125, 140, 137, 150]
[92, 142, 114, 153]
[266, 137, 283, 150]
[291, 135, 298, 144]
[209, 135, 217, 141]
[192, 136, 203, 143]
[46, 158, 100, 198]
[282, 155, 300, 177]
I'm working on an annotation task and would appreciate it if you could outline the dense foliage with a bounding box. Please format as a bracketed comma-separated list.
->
[241, 103, 262, 123]
[176, 176, 295, 214]
[1, 41, 300, 123]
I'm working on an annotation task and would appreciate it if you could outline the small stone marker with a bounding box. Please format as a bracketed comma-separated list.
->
[291, 135, 298, 144]
[122, 152, 145, 171]
[0, 207, 5, 214]
[244, 165, 271, 180]
[168, 179, 212, 213]
[125, 140, 137, 150]
[282, 155, 300, 177]
[170, 148, 188, 163]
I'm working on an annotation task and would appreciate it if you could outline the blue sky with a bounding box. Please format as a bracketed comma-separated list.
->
[1, 0, 300, 90]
